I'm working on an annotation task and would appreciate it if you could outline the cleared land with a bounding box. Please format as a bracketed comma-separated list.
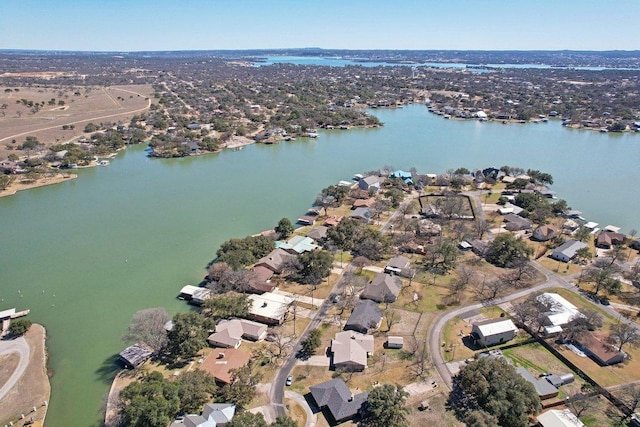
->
[0, 84, 153, 159]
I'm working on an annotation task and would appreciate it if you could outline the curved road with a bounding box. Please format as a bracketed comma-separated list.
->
[0, 336, 30, 401]
[428, 260, 639, 390]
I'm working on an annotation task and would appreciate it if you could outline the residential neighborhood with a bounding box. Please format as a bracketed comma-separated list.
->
[107, 166, 640, 427]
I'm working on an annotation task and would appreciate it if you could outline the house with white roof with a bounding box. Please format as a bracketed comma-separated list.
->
[247, 292, 292, 325]
[537, 408, 584, 427]
[170, 403, 235, 427]
[471, 318, 518, 347]
[537, 292, 583, 334]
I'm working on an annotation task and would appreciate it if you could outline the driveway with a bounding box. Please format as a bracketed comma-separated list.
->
[0, 336, 30, 401]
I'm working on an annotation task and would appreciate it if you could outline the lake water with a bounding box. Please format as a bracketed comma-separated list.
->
[254, 55, 639, 71]
[0, 104, 639, 426]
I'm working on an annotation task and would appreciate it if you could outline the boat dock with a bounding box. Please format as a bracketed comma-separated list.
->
[0, 308, 31, 336]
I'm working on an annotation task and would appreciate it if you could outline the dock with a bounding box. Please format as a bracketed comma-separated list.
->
[0, 308, 31, 336]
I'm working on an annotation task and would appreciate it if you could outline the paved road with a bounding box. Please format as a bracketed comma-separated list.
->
[428, 260, 640, 390]
[0, 336, 30, 401]
[270, 265, 353, 418]
[285, 390, 317, 427]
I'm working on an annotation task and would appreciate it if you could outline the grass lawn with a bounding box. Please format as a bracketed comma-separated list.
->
[537, 256, 583, 276]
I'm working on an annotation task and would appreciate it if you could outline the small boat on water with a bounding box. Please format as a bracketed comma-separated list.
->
[98, 160, 110, 166]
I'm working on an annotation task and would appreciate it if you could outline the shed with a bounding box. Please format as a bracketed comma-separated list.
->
[387, 336, 404, 349]
[471, 318, 518, 347]
[537, 409, 585, 427]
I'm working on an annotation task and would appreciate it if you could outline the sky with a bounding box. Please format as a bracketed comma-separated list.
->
[0, 0, 638, 52]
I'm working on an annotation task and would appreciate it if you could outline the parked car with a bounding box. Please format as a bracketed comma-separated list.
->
[286, 375, 293, 386]
[332, 294, 341, 304]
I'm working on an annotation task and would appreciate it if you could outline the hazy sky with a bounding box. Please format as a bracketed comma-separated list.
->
[1, 0, 638, 51]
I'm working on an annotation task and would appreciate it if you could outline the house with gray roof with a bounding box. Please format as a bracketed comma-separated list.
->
[503, 213, 533, 231]
[255, 248, 297, 274]
[358, 175, 380, 192]
[360, 273, 401, 303]
[350, 207, 374, 222]
[550, 240, 587, 263]
[170, 403, 235, 427]
[207, 319, 267, 349]
[306, 226, 328, 242]
[331, 330, 374, 371]
[516, 366, 559, 400]
[309, 378, 369, 424]
[345, 300, 382, 334]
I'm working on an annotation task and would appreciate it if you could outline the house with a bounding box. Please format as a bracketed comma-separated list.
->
[207, 319, 268, 348]
[323, 215, 343, 227]
[360, 273, 401, 303]
[503, 213, 533, 231]
[247, 266, 276, 294]
[352, 198, 375, 209]
[386, 336, 404, 349]
[170, 403, 235, 427]
[350, 207, 374, 221]
[537, 409, 584, 427]
[470, 318, 518, 347]
[199, 348, 251, 384]
[537, 292, 582, 334]
[345, 300, 382, 334]
[389, 170, 413, 185]
[385, 256, 410, 275]
[276, 235, 318, 254]
[247, 292, 292, 325]
[550, 240, 587, 263]
[255, 248, 297, 274]
[358, 175, 380, 192]
[119, 343, 153, 368]
[331, 330, 374, 371]
[187, 122, 202, 131]
[309, 378, 369, 424]
[469, 239, 490, 257]
[306, 226, 328, 242]
[596, 230, 626, 249]
[516, 367, 559, 400]
[576, 331, 626, 366]
[533, 225, 558, 242]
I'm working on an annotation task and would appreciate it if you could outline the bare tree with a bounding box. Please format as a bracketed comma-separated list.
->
[267, 328, 293, 363]
[473, 277, 509, 301]
[122, 307, 170, 353]
[609, 322, 640, 352]
[565, 387, 600, 419]
[384, 308, 399, 332]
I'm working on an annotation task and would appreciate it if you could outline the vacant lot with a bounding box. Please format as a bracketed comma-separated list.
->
[0, 85, 153, 159]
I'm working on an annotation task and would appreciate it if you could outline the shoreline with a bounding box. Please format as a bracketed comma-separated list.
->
[0, 173, 77, 198]
[0, 324, 50, 427]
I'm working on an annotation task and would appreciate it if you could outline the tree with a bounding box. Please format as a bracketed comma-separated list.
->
[275, 217, 294, 239]
[454, 357, 540, 427]
[218, 361, 262, 409]
[609, 322, 640, 351]
[119, 372, 180, 427]
[574, 247, 593, 265]
[424, 238, 459, 274]
[8, 318, 32, 336]
[225, 412, 268, 427]
[0, 174, 15, 191]
[361, 384, 410, 427]
[574, 227, 592, 243]
[582, 265, 621, 298]
[327, 217, 363, 251]
[202, 293, 250, 319]
[464, 410, 500, 427]
[563, 309, 603, 340]
[272, 416, 297, 427]
[216, 235, 275, 270]
[166, 312, 207, 361]
[175, 370, 217, 414]
[301, 328, 322, 356]
[296, 249, 333, 285]
[486, 233, 533, 268]
[122, 307, 170, 353]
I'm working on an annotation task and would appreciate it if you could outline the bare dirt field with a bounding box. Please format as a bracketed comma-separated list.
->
[0, 172, 77, 198]
[0, 324, 50, 427]
[0, 84, 153, 159]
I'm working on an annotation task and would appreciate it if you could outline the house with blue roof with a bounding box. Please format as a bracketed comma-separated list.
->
[390, 170, 413, 185]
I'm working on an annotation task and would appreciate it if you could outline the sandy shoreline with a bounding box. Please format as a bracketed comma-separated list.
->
[0, 173, 77, 198]
[0, 324, 50, 427]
